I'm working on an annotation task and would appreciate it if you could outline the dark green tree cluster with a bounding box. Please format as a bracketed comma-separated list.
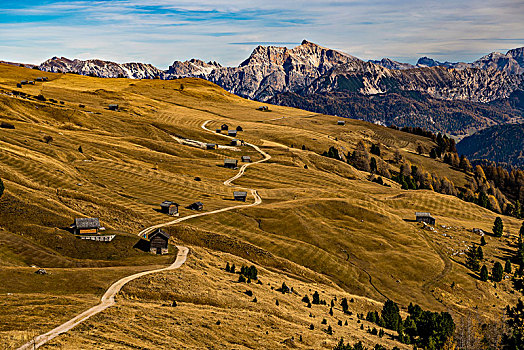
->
[322, 146, 342, 160]
[225, 262, 236, 274]
[493, 217, 504, 237]
[240, 265, 258, 280]
[502, 299, 524, 349]
[370, 144, 381, 156]
[465, 245, 482, 271]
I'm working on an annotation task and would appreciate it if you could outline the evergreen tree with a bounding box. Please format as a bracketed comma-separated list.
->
[493, 217, 504, 237]
[481, 236, 487, 246]
[326, 325, 333, 335]
[341, 298, 349, 314]
[502, 299, 524, 349]
[429, 148, 437, 159]
[238, 274, 246, 283]
[480, 265, 489, 281]
[466, 245, 481, 271]
[225, 262, 230, 272]
[505, 260, 512, 274]
[302, 295, 311, 304]
[477, 246, 484, 260]
[381, 299, 401, 331]
[312, 291, 320, 304]
[230, 264, 236, 274]
[370, 157, 377, 173]
[493, 262, 504, 282]
[329, 307, 334, 316]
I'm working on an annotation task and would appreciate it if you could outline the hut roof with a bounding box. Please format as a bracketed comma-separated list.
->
[148, 228, 170, 240]
[161, 201, 178, 207]
[415, 212, 433, 217]
[74, 217, 101, 229]
[234, 191, 248, 197]
[224, 159, 237, 164]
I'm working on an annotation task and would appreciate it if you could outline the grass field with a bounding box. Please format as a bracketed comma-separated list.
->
[1, 63, 523, 348]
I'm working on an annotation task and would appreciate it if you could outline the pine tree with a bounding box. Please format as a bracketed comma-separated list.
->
[493, 262, 504, 282]
[225, 262, 230, 272]
[312, 291, 320, 304]
[505, 260, 512, 274]
[477, 246, 484, 260]
[381, 300, 401, 331]
[481, 236, 487, 246]
[230, 264, 236, 274]
[466, 245, 481, 271]
[341, 298, 349, 314]
[493, 217, 504, 237]
[480, 265, 489, 281]
[329, 307, 333, 316]
[238, 274, 246, 283]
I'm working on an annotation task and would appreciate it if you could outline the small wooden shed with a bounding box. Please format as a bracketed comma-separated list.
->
[230, 139, 244, 146]
[228, 130, 237, 137]
[160, 201, 179, 216]
[234, 191, 248, 202]
[187, 201, 204, 211]
[241, 156, 251, 163]
[224, 159, 238, 169]
[337, 120, 346, 125]
[206, 143, 218, 150]
[415, 212, 435, 226]
[71, 218, 101, 235]
[108, 104, 119, 111]
[147, 229, 169, 255]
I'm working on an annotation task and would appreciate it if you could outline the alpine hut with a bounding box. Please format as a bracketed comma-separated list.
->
[224, 159, 238, 169]
[337, 120, 346, 125]
[241, 156, 251, 163]
[187, 201, 204, 211]
[206, 143, 218, 150]
[71, 218, 101, 235]
[415, 212, 436, 226]
[160, 201, 179, 216]
[147, 228, 169, 255]
[228, 130, 237, 137]
[108, 104, 119, 111]
[234, 191, 248, 202]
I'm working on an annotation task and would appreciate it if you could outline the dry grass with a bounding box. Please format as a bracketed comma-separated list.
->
[0, 63, 523, 348]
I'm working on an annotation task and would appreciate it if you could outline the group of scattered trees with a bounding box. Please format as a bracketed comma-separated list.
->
[365, 300, 454, 349]
[333, 338, 400, 350]
[225, 263, 258, 283]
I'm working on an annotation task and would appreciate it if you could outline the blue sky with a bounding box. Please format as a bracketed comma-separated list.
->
[1, 0, 523, 67]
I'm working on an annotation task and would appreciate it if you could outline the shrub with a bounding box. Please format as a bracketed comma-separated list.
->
[43, 135, 53, 144]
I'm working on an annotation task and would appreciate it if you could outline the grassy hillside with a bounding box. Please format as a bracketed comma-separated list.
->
[1, 64, 523, 348]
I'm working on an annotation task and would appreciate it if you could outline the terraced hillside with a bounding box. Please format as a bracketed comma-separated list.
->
[1, 64, 523, 349]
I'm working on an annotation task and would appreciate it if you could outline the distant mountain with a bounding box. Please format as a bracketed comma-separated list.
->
[35, 41, 524, 135]
[368, 58, 415, 70]
[0, 61, 36, 69]
[457, 123, 524, 167]
[39, 57, 163, 79]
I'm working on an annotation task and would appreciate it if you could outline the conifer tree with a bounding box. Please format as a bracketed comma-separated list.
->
[466, 245, 481, 271]
[480, 265, 489, 281]
[505, 260, 512, 274]
[493, 217, 504, 237]
[341, 298, 349, 314]
[312, 291, 320, 304]
[477, 246, 484, 260]
[225, 262, 230, 272]
[481, 236, 487, 246]
[493, 262, 504, 282]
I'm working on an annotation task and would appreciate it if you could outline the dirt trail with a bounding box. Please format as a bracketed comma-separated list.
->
[18, 120, 271, 350]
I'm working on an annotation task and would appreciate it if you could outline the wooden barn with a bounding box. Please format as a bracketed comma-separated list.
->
[221, 123, 229, 130]
[108, 104, 119, 111]
[224, 159, 238, 169]
[206, 143, 218, 150]
[234, 191, 248, 202]
[241, 156, 251, 163]
[71, 218, 101, 235]
[147, 229, 169, 255]
[187, 201, 203, 211]
[337, 120, 346, 125]
[415, 212, 435, 225]
[160, 201, 179, 216]
[228, 130, 237, 137]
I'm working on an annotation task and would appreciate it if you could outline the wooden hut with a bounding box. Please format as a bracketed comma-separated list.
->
[230, 139, 243, 146]
[187, 201, 203, 211]
[206, 143, 218, 150]
[160, 201, 179, 216]
[241, 156, 251, 163]
[224, 159, 238, 169]
[108, 104, 119, 111]
[36, 77, 44, 82]
[221, 123, 229, 130]
[415, 212, 435, 225]
[28, 81, 35, 85]
[20, 80, 28, 85]
[147, 229, 170, 255]
[234, 191, 248, 202]
[71, 218, 101, 235]
[337, 120, 346, 125]
[228, 130, 237, 137]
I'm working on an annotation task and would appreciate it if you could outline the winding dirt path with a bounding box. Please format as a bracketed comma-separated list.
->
[18, 120, 270, 350]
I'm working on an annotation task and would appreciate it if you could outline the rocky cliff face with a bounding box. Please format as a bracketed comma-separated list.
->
[39, 57, 163, 79]
[37, 42, 524, 104]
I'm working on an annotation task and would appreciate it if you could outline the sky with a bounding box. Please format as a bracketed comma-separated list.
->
[1, 0, 523, 68]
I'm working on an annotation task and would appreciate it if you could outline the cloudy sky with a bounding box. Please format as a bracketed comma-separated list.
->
[1, 0, 523, 68]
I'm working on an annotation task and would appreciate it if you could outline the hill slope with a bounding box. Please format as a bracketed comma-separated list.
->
[1, 64, 523, 348]
[457, 123, 524, 167]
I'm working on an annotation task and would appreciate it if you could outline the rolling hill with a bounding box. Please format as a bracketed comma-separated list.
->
[1, 64, 523, 349]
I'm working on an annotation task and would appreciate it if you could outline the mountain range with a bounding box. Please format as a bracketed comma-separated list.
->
[34, 41, 524, 166]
